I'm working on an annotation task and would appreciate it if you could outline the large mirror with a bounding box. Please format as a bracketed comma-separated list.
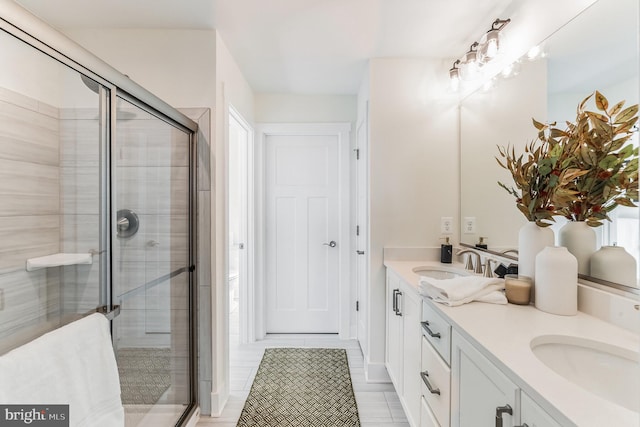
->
[460, 0, 639, 290]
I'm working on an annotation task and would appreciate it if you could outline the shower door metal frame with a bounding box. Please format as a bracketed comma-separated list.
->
[0, 3, 200, 424]
[113, 90, 199, 425]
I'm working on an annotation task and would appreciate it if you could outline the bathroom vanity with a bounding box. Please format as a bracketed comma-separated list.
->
[385, 259, 639, 427]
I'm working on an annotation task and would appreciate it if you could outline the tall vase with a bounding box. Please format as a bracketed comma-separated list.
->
[518, 221, 555, 282]
[590, 246, 637, 287]
[558, 221, 596, 275]
[535, 246, 578, 315]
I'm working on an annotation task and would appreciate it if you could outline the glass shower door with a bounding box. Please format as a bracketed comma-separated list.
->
[111, 96, 193, 426]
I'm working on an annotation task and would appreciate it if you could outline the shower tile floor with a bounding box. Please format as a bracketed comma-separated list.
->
[196, 305, 408, 427]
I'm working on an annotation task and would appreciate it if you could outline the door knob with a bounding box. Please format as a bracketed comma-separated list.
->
[323, 241, 337, 248]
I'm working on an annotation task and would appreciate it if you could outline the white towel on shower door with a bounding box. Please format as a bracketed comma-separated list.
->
[0, 313, 124, 427]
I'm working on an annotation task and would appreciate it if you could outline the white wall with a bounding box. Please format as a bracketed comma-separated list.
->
[255, 93, 356, 123]
[64, 28, 216, 109]
[364, 58, 460, 379]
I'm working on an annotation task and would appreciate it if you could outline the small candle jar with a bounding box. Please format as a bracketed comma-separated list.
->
[504, 274, 533, 305]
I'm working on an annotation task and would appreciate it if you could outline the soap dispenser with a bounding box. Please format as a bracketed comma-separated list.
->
[440, 237, 453, 264]
[475, 236, 488, 249]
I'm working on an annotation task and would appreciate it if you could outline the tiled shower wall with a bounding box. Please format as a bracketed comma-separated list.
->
[113, 104, 190, 350]
[59, 108, 101, 316]
[0, 87, 61, 350]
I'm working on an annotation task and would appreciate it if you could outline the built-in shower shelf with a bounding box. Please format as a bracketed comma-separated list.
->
[26, 253, 93, 272]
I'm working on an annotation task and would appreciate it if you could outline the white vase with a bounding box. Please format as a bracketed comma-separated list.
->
[518, 222, 555, 283]
[535, 246, 578, 316]
[590, 246, 637, 287]
[558, 221, 596, 275]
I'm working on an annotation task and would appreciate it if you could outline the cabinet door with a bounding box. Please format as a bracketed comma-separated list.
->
[402, 284, 422, 426]
[421, 396, 442, 427]
[386, 270, 403, 392]
[520, 392, 562, 427]
[451, 331, 518, 427]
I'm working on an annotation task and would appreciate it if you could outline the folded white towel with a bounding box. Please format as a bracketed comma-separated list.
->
[0, 313, 124, 427]
[419, 275, 507, 306]
[26, 252, 93, 271]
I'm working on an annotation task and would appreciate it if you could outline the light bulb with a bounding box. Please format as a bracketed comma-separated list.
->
[483, 30, 500, 60]
[449, 66, 460, 91]
[527, 45, 542, 60]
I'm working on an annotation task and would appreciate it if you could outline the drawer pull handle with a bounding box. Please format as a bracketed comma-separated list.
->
[420, 370, 440, 395]
[394, 290, 403, 316]
[421, 321, 441, 339]
[495, 404, 513, 427]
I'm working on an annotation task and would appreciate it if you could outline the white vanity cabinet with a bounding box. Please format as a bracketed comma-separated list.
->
[420, 301, 453, 427]
[386, 269, 422, 426]
[520, 392, 563, 427]
[451, 330, 518, 427]
[451, 330, 563, 427]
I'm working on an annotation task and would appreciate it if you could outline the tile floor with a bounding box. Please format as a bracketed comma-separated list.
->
[196, 307, 408, 427]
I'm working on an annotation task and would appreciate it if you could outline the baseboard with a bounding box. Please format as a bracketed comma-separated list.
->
[210, 386, 230, 417]
[364, 357, 391, 383]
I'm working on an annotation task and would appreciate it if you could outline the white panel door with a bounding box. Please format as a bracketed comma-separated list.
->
[265, 134, 340, 333]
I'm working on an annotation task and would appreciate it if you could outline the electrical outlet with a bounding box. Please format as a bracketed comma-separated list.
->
[441, 217, 453, 234]
[463, 217, 476, 234]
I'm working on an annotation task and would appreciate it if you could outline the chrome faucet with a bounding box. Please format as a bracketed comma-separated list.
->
[456, 249, 483, 274]
[483, 258, 497, 278]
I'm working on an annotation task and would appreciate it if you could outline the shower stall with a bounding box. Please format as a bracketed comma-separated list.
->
[0, 5, 198, 427]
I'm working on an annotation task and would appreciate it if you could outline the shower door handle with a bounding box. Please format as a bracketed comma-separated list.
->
[323, 241, 337, 248]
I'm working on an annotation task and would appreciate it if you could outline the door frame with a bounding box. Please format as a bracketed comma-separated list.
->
[227, 105, 255, 344]
[355, 106, 370, 354]
[255, 123, 352, 340]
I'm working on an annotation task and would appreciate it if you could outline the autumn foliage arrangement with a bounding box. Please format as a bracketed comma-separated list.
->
[497, 91, 639, 228]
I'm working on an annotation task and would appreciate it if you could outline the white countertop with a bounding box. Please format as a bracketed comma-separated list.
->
[385, 259, 639, 427]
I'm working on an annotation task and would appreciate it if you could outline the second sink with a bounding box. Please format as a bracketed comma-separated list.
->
[530, 334, 639, 412]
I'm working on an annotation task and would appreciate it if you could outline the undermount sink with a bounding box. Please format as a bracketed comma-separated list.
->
[412, 266, 469, 280]
[531, 335, 639, 412]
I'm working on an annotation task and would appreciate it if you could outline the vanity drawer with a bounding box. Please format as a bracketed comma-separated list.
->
[420, 396, 441, 427]
[421, 336, 450, 427]
[421, 301, 451, 364]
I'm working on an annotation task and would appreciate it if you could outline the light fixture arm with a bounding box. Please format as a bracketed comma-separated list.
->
[490, 18, 511, 32]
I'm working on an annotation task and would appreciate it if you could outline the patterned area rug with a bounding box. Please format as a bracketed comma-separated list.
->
[117, 348, 171, 405]
[237, 347, 360, 427]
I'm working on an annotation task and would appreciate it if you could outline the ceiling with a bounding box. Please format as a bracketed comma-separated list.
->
[14, 0, 515, 94]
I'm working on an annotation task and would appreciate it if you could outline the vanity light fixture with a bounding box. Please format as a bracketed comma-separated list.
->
[448, 17, 511, 89]
[478, 19, 511, 63]
[449, 60, 461, 90]
[459, 42, 480, 81]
